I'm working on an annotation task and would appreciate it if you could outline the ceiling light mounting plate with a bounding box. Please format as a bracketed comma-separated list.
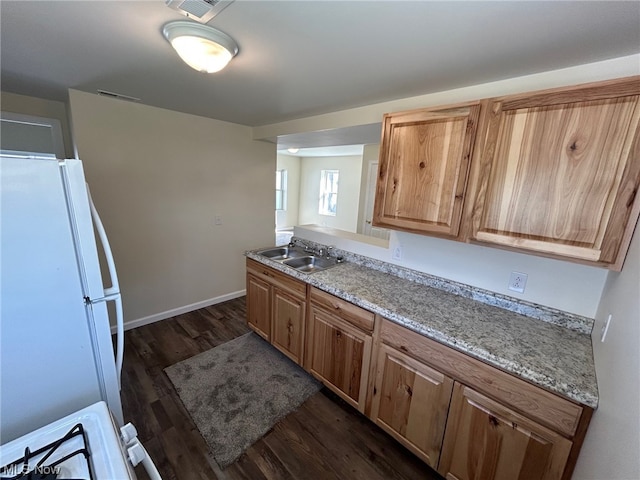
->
[165, 0, 234, 24]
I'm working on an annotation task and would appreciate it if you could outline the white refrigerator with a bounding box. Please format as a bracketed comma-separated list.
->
[1, 155, 124, 442]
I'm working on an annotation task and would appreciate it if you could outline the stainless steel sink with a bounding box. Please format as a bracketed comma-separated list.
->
[256, 243, 344, 273]
[282, 255, 339, 273]
[256, 245, 307, 261]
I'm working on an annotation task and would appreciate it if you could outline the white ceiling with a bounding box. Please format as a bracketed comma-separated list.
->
[1, 1, 639, 150]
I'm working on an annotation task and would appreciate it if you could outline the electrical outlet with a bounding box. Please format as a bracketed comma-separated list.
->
[214, 215, 223, 225]
[508, 271, 528, 293]
[600, 314, 612, 342]
[392, 245, 403, 260]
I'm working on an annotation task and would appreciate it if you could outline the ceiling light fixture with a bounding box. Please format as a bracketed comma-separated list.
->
[287, 148, 300, 154]
[162, 21, 238, 73]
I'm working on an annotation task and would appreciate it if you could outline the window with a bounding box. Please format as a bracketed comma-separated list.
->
[275, 169, 287, 211]
[319, 169, 339, 216]
[0, 112, 65, 158]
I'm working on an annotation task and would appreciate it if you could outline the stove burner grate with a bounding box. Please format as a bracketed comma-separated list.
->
[0, 424, 94, 480]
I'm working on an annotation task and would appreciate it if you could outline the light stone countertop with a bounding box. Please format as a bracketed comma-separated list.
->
[245, 244, 598, 409]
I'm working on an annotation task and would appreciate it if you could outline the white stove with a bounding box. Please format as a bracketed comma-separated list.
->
[0, 402, 161, 480]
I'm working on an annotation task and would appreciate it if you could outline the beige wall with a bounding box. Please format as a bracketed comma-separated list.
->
[298, 155, 362, 232]
[275, 153, 301, 230]
[68, 90, 275, 326]
[1, 91, 74, 158]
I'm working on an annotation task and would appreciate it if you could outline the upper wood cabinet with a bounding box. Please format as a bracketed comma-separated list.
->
[469, 77, 640, 269]
[373, 77, 640, 269]
[373, 102, 483, 238]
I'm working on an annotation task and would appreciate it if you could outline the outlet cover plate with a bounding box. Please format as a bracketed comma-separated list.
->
[508, 271, 528, 293]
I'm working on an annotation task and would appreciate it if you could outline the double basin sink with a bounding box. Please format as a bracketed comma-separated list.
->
[256, 245, 342, 274]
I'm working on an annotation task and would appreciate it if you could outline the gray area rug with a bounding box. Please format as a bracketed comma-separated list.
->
[164, 332, 321, 468]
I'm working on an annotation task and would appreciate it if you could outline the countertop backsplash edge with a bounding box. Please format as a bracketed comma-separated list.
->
[288, 236, 595, 335]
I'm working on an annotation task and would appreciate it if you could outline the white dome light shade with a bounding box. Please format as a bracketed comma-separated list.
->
[162, 21, 238, 73]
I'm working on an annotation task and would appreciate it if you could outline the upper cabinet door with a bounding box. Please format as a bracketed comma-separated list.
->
[471, 77, 640, 269]
[373, 103, 482, 238]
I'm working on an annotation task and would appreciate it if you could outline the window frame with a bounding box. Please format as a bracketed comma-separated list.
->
[318, 169, 339, 217]
[275, 169, 287, 211]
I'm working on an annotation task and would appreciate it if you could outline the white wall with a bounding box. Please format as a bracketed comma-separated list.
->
[298, 155, 363, 232]
[573, 220, 640, 480]
[295, 226, 607, 318]
[275, 153, 301, 230]
[68, 90, 275, 327]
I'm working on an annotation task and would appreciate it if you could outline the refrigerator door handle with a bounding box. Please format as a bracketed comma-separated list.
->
[86, 184, 124, 390]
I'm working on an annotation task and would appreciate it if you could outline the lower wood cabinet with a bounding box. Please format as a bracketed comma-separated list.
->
[370, 343, 453, 469]
[245, 261, 593, 479]
[271, 287, 305, 364]
[246, 258, 306, 364]
[246, 272, 270, 340]
[438, 383, 573, 480]
[373, 318, 591, 480]
[305, 287, 374, 412]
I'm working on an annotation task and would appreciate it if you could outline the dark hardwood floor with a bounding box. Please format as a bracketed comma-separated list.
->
[121, 296, 443, 480]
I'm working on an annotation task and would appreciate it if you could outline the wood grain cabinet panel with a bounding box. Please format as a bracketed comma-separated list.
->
[373, 102, 482, 237]
[246, 273, 271, 341]
[471, 77, 640, 269]
[306, 304, 372, 412]
[370, 344, 453, 469]
[246, 258, 306, 362]
[271, 287, 305, 364]
[438, 383, 573, 480]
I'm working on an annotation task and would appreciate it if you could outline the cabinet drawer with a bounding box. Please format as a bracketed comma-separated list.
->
[310, 287, 375, 333]
[246, 258, 306, 298]
[380, 319, 583, 438]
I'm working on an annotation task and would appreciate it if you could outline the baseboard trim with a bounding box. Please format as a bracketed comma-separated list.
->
[111, 290, 246, 334]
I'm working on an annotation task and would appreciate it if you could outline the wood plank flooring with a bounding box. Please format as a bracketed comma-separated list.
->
[121, 297, 443, 480]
